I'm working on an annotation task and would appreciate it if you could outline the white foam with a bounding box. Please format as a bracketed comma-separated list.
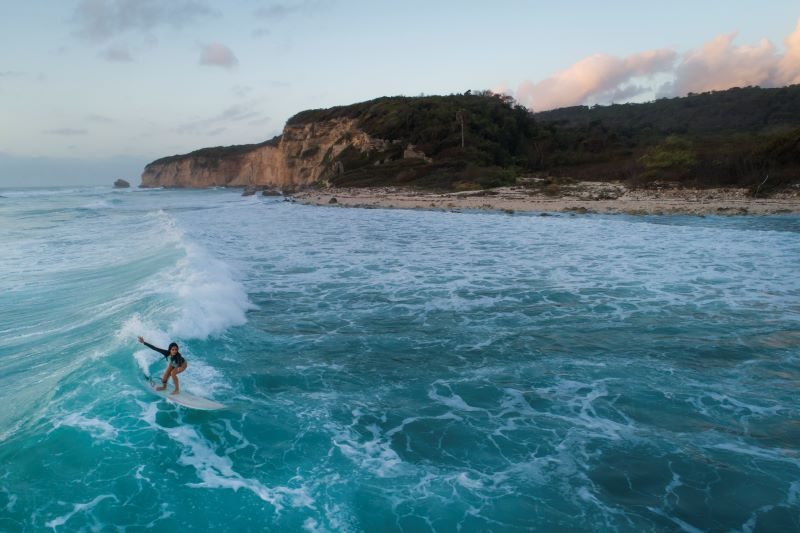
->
[53, 413, 118, 441]
[329, 420, 408, 479]
[705, 392, 783, 417]
[455, 472, 484, 490]
[427, 380, 485, 413]
[167, 240, 255, 339]
[119, 314, 174, 373]
[44, 494, 117, 529]
[789, 481, 800, 505]
[123, 315, 228, 397]
[708, 441, 800, 465]
[137, 400, 313, 512]
[134, 465, 151, 483]
[82, 199, 113, 209]
[1, 186, 106, 198]
[646, 506, 704, 533]
[1, 485, 17, 512]
[176, 356, 227, 397]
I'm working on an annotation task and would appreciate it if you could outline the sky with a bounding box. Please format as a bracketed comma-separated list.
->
[1, 0, 798, 186]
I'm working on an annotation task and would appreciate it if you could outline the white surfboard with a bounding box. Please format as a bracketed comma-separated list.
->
[145, 377, 225, 410]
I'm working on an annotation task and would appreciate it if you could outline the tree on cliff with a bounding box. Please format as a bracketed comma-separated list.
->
[144, 85, 800, 192]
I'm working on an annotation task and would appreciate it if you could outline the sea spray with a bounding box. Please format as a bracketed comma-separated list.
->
[167, 240, 255, 340]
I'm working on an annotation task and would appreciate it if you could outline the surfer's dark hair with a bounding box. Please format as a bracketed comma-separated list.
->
[168, 342, 179, 351]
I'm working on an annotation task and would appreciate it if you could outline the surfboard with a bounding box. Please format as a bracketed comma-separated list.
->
[144, 376, 225, 410]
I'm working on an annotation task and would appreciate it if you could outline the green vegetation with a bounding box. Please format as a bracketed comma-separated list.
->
[639, 136, 698, 177]
[291, 86, 800, 192]
[290, 91, 537, 189]
[533, 86, 800, 192]
[146, 136, 280, 169]
[151, 86, 800, 193]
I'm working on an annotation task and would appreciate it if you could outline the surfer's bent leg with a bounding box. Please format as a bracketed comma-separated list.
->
[170, 362, 187, 395]
[157, 366, 170, 390]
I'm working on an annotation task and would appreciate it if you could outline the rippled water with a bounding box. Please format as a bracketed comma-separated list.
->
[1, 187, 798, 531]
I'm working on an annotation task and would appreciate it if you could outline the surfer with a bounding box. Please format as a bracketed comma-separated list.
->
[137, 336, 187, 395]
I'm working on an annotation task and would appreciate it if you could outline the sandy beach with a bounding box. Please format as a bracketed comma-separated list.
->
[295, 181, 800, 216]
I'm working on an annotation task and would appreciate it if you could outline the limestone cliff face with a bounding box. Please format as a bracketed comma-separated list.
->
[140, 118, 390, 189]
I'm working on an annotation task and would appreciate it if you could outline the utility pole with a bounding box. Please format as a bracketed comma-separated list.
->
[456, 109, 465, 149]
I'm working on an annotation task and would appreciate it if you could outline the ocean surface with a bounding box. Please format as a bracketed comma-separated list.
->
[1, 186, 799, 532]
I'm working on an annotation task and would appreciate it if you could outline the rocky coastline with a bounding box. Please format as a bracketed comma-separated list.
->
[293, 182, 800, 216]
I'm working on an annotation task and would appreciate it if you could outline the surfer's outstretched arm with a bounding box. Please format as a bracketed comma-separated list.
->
[137, 336, 169, 357]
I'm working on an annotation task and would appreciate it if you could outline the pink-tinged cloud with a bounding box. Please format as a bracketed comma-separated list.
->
[666, 34, 777, 95]
[199, 43, 238, 69]
[662, 20, 800, 96]
[516, 49, 677, 111]
[778, 20, 800, 85]
[777, 19, 800, 85]
[514, 19, 800, 111]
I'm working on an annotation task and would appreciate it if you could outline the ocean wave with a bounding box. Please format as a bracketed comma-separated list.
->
[44, 494, 118, 529]
[119, 209, 255, 342]
[0, 186, 108, 198]
[138, 401, 313, 513]
[52, 413, 118, 441]
[167, 239, 255, 339]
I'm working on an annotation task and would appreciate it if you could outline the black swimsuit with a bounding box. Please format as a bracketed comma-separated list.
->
[143, 341, 186, 367]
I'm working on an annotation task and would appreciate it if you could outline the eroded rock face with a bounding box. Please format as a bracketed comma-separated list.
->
[140, 118, 388, 189]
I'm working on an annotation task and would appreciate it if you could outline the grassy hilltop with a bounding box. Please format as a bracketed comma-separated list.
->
[290, 86, 800, 194]
[534, 86, 800, 192]
[150, 86, 800, 194]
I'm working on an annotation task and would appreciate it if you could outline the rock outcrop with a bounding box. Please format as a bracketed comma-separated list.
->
[113, 178, 130, 188]
[140, 118, 395, 189]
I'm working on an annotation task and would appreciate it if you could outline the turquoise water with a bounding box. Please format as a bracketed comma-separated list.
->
[1, 187, 799, 531]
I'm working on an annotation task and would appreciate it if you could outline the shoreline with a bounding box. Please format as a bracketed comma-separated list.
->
[294, 182, 800, 216]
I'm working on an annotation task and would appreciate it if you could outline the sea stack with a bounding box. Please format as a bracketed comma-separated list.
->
[113, 179, 131, 188]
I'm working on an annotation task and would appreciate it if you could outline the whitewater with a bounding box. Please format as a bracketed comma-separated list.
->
[0, 186, 798, 531]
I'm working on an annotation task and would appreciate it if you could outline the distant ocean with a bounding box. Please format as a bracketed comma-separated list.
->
[1, 186, 798, 531]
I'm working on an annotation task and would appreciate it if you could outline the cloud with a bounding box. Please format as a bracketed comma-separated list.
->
[248, 117, 271, 127]
[87, 114, 115, 123]
[199, 43, 238, 69]
[101, 45, 132, 62]
[177, 101, 267, 135]
[491, 82, 513, 98]
[779, 19, 800, 84]
[663, 34, 775, 96]
[254, 1, 317, 19]
[232, 84, 254, 98]
[73, 0, 216, 43]
[516, 49, 677, 111]
[663, 19, 800, 95]
[252, 1, 328, 33]
[255, 4, 294, 19]
[605, 84, 651, 102]
[43, 128, 89, 136]
[514, 18, 800, 111]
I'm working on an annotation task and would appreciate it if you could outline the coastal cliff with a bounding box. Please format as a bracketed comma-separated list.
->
[140, 118, 392, 189]
[142, 87, 800, 192]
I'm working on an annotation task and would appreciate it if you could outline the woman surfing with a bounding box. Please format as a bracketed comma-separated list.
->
[137, 336, 188, 395]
